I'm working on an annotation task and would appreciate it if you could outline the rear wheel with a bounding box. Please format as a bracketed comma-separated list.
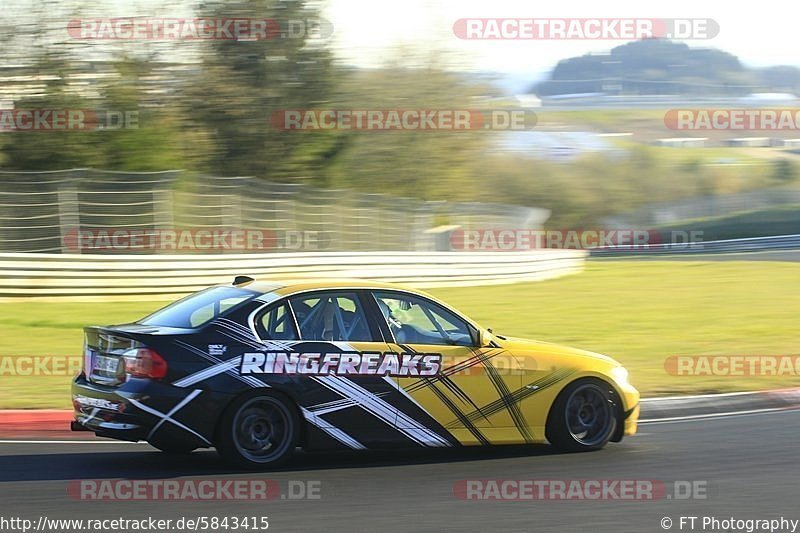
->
[546, 378, 618, 452]
[216, 392, 299, 469]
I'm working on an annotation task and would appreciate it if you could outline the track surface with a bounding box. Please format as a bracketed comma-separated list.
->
[0, 411, 798, 532]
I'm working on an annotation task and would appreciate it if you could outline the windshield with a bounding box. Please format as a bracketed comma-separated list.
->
[138, 286, 258, 329]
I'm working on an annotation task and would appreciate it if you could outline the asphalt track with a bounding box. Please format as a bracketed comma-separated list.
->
[0, 410, 798, 533]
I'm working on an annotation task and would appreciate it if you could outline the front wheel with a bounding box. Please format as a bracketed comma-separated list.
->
[216, 392, 299, 469]
[546, 378, 618, 452]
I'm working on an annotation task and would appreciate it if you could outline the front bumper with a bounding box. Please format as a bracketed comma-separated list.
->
[71, 373, 227, 448]
[619, 381, 640, 437]
[623, 402, 640, 436]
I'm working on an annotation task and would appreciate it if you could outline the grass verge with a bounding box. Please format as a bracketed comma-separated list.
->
[1, 260, 798, 408]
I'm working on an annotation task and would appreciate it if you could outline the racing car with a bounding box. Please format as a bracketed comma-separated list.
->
[72, 277, 639, 467]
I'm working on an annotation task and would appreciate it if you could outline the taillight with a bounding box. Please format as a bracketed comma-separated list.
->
[123, 347, 168, 379]
[82, 338, 90, 377]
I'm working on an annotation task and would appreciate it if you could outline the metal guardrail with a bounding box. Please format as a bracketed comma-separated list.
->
[590, 234, 800, 257]
[0, 249, 587, 301]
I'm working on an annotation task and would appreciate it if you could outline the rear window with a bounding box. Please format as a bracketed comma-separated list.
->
[138, 286, 258, 328]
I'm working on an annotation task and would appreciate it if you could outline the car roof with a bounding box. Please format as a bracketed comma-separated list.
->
[235, 277, 482, 330]
[242, 278, 423, 297]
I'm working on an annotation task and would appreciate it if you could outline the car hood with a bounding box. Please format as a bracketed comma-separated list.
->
[497, 335, 620, 366]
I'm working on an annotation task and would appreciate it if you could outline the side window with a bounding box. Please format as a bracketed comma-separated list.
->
[373, 292, 476, 347]
[189, 296, 252, 328]
[256, 303, 299, 341]
[289, 291, 375, 342]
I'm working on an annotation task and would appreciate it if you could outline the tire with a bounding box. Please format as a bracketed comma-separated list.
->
[216, 392, 299, 469]
[546, 378, 618, 452]
[149, 442, 197, 455]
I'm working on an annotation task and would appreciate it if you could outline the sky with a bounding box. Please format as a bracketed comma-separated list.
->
[325, 0, 798, 74]
[3, 0, 797, 77]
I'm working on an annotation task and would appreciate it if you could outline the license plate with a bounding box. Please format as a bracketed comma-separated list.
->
[93, 355, 119, 374]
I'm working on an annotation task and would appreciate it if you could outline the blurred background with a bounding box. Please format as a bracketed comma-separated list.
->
[1, 0, 799, 243]
[1, 0, 799, 407]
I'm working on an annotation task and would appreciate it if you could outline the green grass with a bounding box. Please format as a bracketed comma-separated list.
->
[0, 301, 162, 409]
[1, 260, 799, 408]
[431, 261, 800, 396]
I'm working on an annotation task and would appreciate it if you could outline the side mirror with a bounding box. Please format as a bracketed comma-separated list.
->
[480, 328, 495, 347]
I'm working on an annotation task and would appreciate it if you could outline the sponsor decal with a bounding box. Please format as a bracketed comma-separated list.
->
[208, 344, 227, 356]
[239, 351, 442, 377]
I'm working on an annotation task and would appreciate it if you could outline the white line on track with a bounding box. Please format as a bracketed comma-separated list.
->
[2, 407, 799, 444]
[640, 388, 800, 402]
[640, 406, 800, 424]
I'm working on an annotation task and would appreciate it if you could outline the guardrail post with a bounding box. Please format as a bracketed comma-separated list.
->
[57, 186, 80, 255]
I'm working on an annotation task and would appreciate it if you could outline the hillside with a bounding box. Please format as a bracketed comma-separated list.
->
[534, 39, 799, 96]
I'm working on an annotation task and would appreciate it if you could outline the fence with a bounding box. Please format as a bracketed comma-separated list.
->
[603, 187, 800, 228]
[0, 169, 550, 254]
[0, 249, 587, 301]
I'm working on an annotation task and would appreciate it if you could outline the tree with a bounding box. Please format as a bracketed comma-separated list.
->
[190, 0, 337, 180]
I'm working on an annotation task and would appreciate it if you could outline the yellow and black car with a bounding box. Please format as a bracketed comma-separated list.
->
[72, 277, 639, 468]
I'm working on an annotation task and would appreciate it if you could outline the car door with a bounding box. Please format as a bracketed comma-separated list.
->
[371, 290, 530, 446]
[283, 290, 399, 440]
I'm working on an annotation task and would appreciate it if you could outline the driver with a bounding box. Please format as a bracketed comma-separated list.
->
[377, 298, 405, 341]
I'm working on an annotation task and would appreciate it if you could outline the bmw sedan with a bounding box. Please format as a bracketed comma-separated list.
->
[72, 277, 639, 468]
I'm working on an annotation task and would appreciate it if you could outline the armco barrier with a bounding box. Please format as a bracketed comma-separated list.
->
[589, 234, 800, 257]
[0, 250, 587, 301]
